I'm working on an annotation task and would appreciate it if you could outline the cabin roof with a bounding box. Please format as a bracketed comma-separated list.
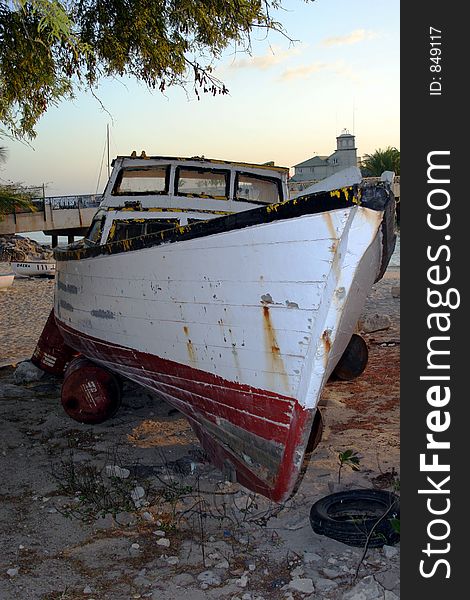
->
[113, 155, 289, 174]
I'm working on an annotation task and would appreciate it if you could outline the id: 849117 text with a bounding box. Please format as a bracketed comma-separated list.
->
[429, 27, 442, 96]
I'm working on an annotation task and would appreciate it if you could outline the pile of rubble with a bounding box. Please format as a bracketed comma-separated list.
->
[0, 234, 53, 262]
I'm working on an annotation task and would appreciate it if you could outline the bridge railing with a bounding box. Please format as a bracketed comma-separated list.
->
[12, 194, 102, 214]
[46, 195, 102, 210]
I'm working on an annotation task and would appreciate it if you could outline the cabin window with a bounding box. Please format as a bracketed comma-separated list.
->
[85, 209, 107, 244]
[109, 219, 178, 242]
[235, 173, 281, 204]
[112, 166, 169, 195]
[175, 167, 229, 200]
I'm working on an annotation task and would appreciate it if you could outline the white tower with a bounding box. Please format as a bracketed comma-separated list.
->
[333, 129, 357, 168]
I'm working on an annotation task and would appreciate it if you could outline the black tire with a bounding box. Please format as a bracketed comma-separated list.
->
[309, 489, 400, 548]
[333, 334, 369, 381]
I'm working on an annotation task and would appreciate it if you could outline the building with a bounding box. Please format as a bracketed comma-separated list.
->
[289, 130, 359, 193]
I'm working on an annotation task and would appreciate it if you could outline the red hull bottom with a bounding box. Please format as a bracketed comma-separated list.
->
[56, 319, 314, 502]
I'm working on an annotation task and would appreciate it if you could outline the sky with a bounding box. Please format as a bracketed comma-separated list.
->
[1, 0, 399, 197]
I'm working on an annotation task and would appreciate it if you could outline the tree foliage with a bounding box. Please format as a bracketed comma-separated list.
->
[0, 183, 36, 217]
[1, 0, 310, 140]
[361, 146, 400, 176]
[0, 145, 36, 217]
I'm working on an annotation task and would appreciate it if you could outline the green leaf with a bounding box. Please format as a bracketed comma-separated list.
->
[1, 1, 309, 139]
[361, 147, 400, 176]
[390, 517, 400, 534]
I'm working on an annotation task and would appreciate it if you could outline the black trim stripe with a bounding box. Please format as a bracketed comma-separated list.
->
[55, 184, 390, 262]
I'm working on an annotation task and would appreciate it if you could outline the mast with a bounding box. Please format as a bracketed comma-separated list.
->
[107, 124, 110, 179]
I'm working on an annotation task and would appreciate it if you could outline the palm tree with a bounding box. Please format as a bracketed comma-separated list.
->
[0, 146, 35, 218]
[361, 146, 400, 176]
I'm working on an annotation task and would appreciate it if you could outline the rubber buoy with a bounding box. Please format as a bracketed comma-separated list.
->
[61, 357, 121, 424]
[309, 489, 400, 548]
[333, 333, 369, 381]
[31, 309, 79, 376]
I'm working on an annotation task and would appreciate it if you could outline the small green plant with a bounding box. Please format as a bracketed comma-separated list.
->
[51, 451, 139, 521]
[338, 449, 361, 483]
[158, 480, 193, 503]
[390, 517, 400, 534]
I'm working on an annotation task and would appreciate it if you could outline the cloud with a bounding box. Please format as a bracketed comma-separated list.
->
[280, 62, 328, 82]
[279, 60, 363, 84]
[321, 29, 378, 47]
[331, 60, 362, 83]
[228, 45, 303, 71]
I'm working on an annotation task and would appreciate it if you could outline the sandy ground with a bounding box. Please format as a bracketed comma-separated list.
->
[0, 262, 55, 364]
[0, 261, 400, 600]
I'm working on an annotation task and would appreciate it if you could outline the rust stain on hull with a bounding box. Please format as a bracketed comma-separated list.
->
[323, 212, 337, 242]
[323, 212, 342, 280]
[217, 319, 242, 380]
[183, 326, 197, 365]
[321, 329, 332, 367]
[227, 327, 242, 381]
[322, 329, 332, 354]
[186, 341, 197, 364]
[263, 306, 289, 393]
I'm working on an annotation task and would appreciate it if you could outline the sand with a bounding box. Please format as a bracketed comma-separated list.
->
[0, 261, 400, 599]
[0, 262, 55, 363]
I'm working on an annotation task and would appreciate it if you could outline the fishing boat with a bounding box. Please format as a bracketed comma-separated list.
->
[0, 272, 15, 290]
[11, 260, 55, 278]
[34, 155, 396, 502]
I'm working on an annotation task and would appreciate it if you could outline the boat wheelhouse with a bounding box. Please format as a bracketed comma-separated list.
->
[84, 155, 289, 248]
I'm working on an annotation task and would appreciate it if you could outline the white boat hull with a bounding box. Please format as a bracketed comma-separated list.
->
[53, 187, 393, 500]
[56, 206, 381, 403]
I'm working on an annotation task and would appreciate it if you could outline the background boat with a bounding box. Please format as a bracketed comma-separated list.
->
[11, 260, 55, 278]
